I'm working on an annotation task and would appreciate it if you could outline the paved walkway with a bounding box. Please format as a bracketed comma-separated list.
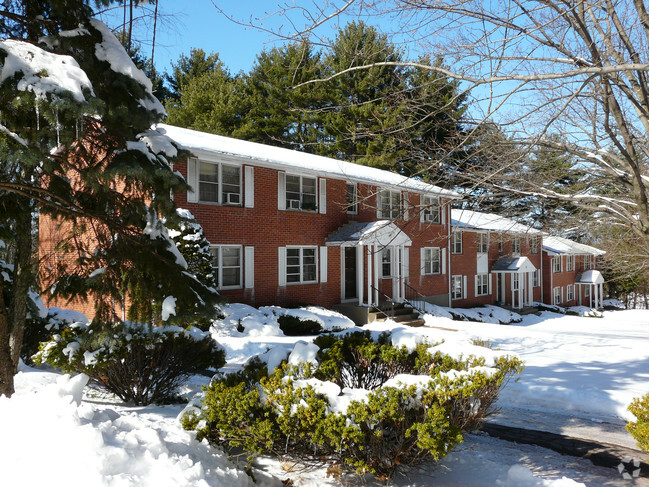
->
[482, 422, 649, 484]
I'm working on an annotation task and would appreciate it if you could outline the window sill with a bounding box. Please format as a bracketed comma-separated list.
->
[196, 200, 243, 207]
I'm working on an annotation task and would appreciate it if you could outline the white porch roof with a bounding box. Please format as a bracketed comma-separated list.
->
[326, 221, 412, 248]
[576, 270, 605, 284]
[492, 256, 537, 274]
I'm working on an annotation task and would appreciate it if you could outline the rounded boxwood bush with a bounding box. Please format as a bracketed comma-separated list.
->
[182, 331, 523, 479]
[628, 393, 649, 452]
[34, 322, 225, 405]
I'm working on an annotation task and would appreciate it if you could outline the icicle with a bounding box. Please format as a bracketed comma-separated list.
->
[55, 109, 60, 146]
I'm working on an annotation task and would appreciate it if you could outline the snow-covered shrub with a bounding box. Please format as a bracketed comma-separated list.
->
[182, 331, 522, 479]
[34, 322, 225, 405]
[21, 307, 87, 365]
[627, 393, 649, 452]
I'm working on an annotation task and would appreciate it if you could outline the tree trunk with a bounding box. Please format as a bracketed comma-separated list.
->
[0, 278, 15, 397]
[8, 211, 33, 373]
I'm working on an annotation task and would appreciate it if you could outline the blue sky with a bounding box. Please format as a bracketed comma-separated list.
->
[99, 1, 345, 76]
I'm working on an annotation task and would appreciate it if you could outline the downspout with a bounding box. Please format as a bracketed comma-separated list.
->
[447, 202, 452, 307]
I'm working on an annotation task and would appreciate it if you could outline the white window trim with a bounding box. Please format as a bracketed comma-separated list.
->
[567, 284, 575, 301]
[584, 255, 592, 270]
[553, 256, 561, 273]
[378, 188, 402, 220]
[477, 232, 489, 254]
[451, 275, 465, 300]
[420, 195, 441, 224]
[553, 286, 562, 305]
[421, 247, 441, 275]
[530, 236, 538, 254]
[284, 173, 319, 212]
[512, 237, 521, 255]
[210, 245, 243, 290]
[566, 255, 575, 272]
[195, 159, 243, 206]
[285, 246, 319, 285]
[452, 231, 463, 254]
[513, 273, 520, 290]
[346, 182, 358, 214]
[475, 273, 489, 296]
[533, 269, 541, 287]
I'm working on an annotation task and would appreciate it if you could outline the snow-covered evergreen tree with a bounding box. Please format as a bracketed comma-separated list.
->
[0, 1, 219, 397]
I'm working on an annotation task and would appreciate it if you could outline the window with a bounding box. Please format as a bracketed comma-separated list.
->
[210, 245, 242, 289]
[567, 284, 575, 301]
[566, 255, 575, 271]
[452, 275, 464, 300]
[422, 247, 441, 275]
[476, 274, 489, 296]
[198, 161, 241, 205]
[513, 273, 520, 290]
[381, 248, 392, 277]
[421, 195, 440, 223]
[553, 256, 561, 273]
[553, 286, 562, 305]
[478, 233, 489, 253]
[512, 237, 521, 255]
[286, 174, 317, 211]
[379, 189, 401, 219]
[346, 183, 358, 214]
[286, 247, 317, 284]
[584, 255, 592, 270]
[533, 269, 541, 287]
[584, 285, 590, 297]
[530, 236, 538, 254]
[452, 231, 463, 254]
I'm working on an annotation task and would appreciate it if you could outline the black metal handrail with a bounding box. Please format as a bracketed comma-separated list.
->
[402, 281, 429, 316]
[369, 284, 395, 317]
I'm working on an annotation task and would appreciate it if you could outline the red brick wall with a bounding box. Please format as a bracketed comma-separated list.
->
[542, 252, 598, 306]
[174, 159, 451, 309]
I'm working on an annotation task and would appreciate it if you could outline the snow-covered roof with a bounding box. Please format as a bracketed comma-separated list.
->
[326, 221, 412, 248]
[542, 235, 605, 256]
[491, 257, 537, 273]
[576, 270, 605, 284]
[156, 124, 460, 198]
[451, 209, 541, 235]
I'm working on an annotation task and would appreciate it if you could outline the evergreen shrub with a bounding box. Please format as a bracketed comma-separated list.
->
[277, 315, 323, 336]
[182, 331, 523, 479]
[34, 322, 225, 405]
[628, 393, 649, 452]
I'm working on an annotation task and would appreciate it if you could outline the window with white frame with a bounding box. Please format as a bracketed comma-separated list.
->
[346, 183, 358, 214]
[476, 274, 489, 296]
[421, 195, 440, 223]
[553, 286, 562, 305]
[584, 285, 590, 297]
[567, 284, 575, 301]
[553, 256, 561, 273]
[286, 247, 317, 284]
[513, 273, 520, 290]
[533, 269, 541, 287]
[285, 174, 317, 211]
[198, 161, 241, 205]
[478, 233, 489, 253]
[381, 248, 392, 277]
[451, 275, 464, 300]
[379, 189, 401, 219]
[452, 231, 463, 254]
[584, 255, 592, 270]
[566, 255, 575, 271]
[210, 245, 242, 289]
[512, 237, 521, 255]
[530, 236, 538, 254]
[422, 247, 441, 275]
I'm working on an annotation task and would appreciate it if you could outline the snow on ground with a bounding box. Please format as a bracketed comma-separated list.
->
[2, 304, 647, 486]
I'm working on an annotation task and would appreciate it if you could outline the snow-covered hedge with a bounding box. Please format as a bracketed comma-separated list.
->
[182, 331, 523, 479]
[34, 322, 225, 405]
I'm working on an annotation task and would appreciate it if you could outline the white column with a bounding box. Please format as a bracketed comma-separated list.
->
[528, 272, 533, 306]
[357, 245, 364, 306]
[399, 245, 406, 301]
[589, 285, 593, 308]
[373, 246, 380, 306]
[600, 283, 604, 308]
[367, 246, 372, 307]
[593, 284, 598, 310]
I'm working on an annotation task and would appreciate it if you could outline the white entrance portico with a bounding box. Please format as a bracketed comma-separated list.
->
[327, 221, 412, 307]
[492, 257, 537, 309]
[576, 270, 605, 309]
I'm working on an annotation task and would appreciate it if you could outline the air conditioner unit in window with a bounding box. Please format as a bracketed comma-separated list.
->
[225, 193, 240, 204]
[288, 199, 301, 209]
